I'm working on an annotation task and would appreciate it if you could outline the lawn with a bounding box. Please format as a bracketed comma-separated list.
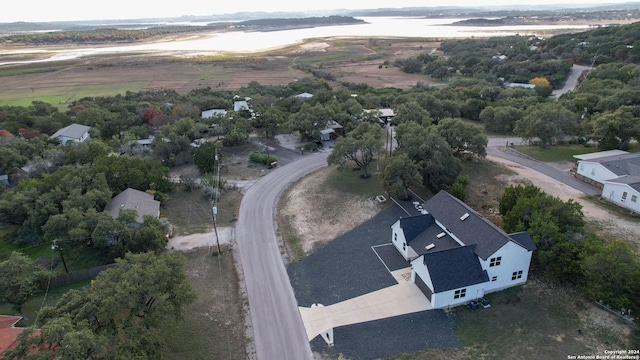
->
[0, 280, 91, 327]
[388, 277, 630, 360]
[323, 163, 385, 198]
[512, 145, 602, 162]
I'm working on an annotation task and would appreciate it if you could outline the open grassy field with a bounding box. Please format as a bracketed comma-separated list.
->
[0, 38, 441, 110]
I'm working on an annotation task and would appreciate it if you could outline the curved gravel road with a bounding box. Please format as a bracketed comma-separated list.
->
[235, 151, 329, 360]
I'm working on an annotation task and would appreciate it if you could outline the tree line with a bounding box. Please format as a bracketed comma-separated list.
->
[500, 185, 640, 321]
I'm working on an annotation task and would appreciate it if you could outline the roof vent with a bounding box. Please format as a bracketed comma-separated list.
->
[460, 213, 470, 221]
[425, 244, 435, 251]
[436, 232, 446, 239]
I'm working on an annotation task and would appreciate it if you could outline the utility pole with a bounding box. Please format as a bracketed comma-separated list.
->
[210, 150, 222, 255]
[51, 239, 68, 273]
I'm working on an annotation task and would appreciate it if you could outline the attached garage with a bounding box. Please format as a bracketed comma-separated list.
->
[414, 273, 433, 303]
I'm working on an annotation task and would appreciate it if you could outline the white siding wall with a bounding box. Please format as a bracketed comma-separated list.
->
[576, 161, 618, 184]
[602, 182, 640, 213]
[59, 133, 89, 145]
[391, 221, 417, 260]
[431, 283, 486, 309]
[480, 242, 532, 293]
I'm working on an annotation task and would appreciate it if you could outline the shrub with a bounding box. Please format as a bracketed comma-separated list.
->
[302, 142, 318, 152]
[249, 152, 278, 165]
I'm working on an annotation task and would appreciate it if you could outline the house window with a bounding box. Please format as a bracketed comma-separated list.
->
[491, 276, 497, 282]
[579, 164, 584, 171]
[489, 256, 502, 267]
[454, 288, 466, 299]
[512, 270, 523, 280]
[394, 233, 397, 242]
[402, 242, 406, 251]
[591, 168, 596, 176]
[632, 195, 638, 203]
[621, 192, 628, 202]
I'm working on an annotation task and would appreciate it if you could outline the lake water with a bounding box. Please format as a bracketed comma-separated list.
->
[0, 17, 591, 65]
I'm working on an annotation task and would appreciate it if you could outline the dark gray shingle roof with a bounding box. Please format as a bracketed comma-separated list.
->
[424, 190, 512, 260]
[399, 215, 460, 255]
[508, 231, 537, 251]
[420, 245, 489, 292]
[398, 215, 435, 243]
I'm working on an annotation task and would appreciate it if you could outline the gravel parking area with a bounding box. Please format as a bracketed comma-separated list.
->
[287, 203, 461, 358]
[287, 205, 405, 306]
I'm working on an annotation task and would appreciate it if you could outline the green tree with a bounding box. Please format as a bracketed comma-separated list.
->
[514, 103, 578, 148]
[480, 106, 523, 134]
[0, 252, 51, 314]
[396, 123, 461, 192]
[193, 141, 222, 174]
[435, 118, 488, 157]
[4, 252, 196, 360]
[327, 122, 383, 178]
[382, 152, 422, 200]
[93, 155, 171, 194]
[589, 106, 640, 150]
[287, 103, 333, 141]
[448, 176, 470, 201]
[581, 241, 640, 310]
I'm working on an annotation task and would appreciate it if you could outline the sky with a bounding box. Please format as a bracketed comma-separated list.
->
[1, 0, 635, 23]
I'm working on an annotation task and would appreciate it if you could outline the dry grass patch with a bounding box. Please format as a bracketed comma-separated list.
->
[278, 166, 384, 260]
[160, 248, 247, 359]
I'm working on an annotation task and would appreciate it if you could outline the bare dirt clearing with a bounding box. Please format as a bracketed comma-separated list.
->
[279, 167, 380, 254]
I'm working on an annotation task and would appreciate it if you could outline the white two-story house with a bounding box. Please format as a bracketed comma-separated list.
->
[391, 191, 536, 309]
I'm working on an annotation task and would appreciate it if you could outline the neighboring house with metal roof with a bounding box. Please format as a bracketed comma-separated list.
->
[104, 188, 160, 223]
[574, 151, 640, 213]
[364, 108, 396, 124]
[50, 124, 90, 145]
[233, 101, 250, 112]
[602, 176, 640, 213]
[574, 151, 640, 187]
[391, 191, 536, 309]
[201, 109, 227, 119]
[295, 92, 313, 99]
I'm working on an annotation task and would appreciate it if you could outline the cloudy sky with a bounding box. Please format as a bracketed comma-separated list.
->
[1, 0, 633, 23]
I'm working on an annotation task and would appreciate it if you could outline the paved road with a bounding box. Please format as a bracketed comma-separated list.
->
[552, 64, 593, 97]
[487, 136, 601, 196]
[235, 151, 329, 360]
